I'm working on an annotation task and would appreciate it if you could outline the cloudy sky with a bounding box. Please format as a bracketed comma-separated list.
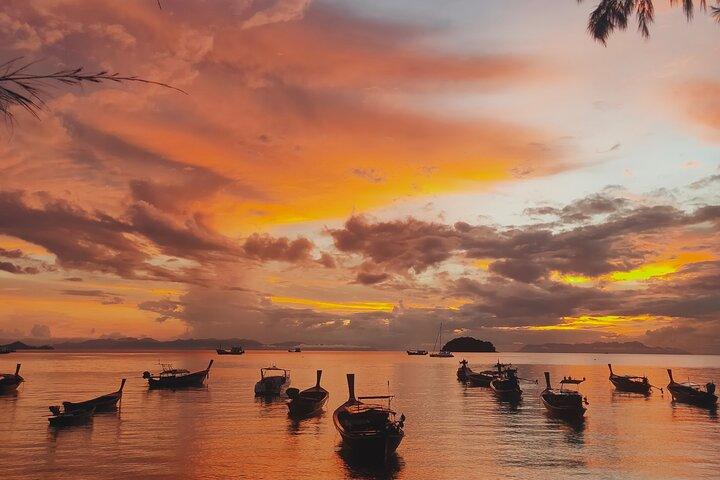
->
[0, 0, 718, 352]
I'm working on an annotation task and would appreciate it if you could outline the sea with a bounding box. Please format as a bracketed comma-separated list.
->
[1, 351, 718, 479]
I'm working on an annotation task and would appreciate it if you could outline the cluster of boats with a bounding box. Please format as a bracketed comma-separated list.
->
[457, 359, 718, 417]
[0, 360, 405, 460]
[2, 357, 716, 461]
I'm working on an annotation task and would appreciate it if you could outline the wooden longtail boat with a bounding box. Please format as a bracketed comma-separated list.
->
[465, 361, 507, 387]
[490, 366, 522, 400]
[48, 405, 95, 427]
[333, 373, 405, 460]
[62, 379, 126, 413]
[456, 359, 474, 382]
[666, 369, 717, 408]
[254, 366, 291, 396]
[406, 349, 428, 356]
[540, 372, 587, 418]
[142, 360, 213, 389]
[608, 364, 657, 394]
[217, 345, 245, 355]
[0, 364, 23, 394]
[287, 369, 329, 418]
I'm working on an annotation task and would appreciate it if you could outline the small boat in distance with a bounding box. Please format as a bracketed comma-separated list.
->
[429, 322, 454, 358]
[288, 347, 302, 353]
[457, 359, 473, 381]
[406, 349, 428, 356]
[608, 364, 658, 395]
[540, 372, 588, 418]
[0, 346, 14, 354]
[666, 369, 717, 408]
[48, 405, 95, 427]
[287, 369, 329, 418]
[0, 364, 23, 394]
[216, 345, 245, 355]
[333, 373, 405, 460]
[62, 379, 126, 413]
[142, 360, 213, 389]
[255, 366, 291, 396]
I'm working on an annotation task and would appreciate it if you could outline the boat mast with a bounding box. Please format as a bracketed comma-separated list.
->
[432, 322, 442, 352]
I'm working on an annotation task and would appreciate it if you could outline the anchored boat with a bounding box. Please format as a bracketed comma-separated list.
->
[333, 373, 405, 460]
[540, 372, 588, 418]
[255, 366, 291, 396]
[0, 363, 23, 394]
[48, 405, 95, 427]
[608, 364, 658, 394]
[287, 369, 329, 418]
[216, 346, 245, 355]
[666, 369, 717, 408]
[429, 322, 454, 358]
[61, 379, 126, 413]
[456, 359, 474, 382]
[490, 366, 522, 401]
[466, 361, 506, 387]
[142, 361, 213, 389]
[406, 349, 428, 356]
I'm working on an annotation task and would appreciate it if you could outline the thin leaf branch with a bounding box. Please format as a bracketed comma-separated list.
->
[0, 57, 186, 124]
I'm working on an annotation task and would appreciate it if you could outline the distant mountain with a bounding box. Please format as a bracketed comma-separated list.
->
[519, 341, 688, 355]
[442, 337, 496, 352]
[1, 341, 54, 351]
[50, 337, 266, 350]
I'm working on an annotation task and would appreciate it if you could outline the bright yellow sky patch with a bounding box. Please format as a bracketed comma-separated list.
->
[530, 314, 669, 335]
[270, 296, 395, 312]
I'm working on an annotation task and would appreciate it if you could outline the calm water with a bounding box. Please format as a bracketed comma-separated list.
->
[1, 351, 719, 479]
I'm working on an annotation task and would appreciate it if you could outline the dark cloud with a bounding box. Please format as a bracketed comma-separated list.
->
[317, 252, 336, 268]
[355, 271, 390, 285]
[242, 233, 314, 263]
[330, 215, 459, 274]
[0, 261, 40, 274]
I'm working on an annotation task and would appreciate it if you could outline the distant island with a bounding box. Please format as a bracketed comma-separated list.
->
[519, 341, 688, 355]
[442, 337, 496, 352]
[0, 337, 370, 351]
[1, 341, 54, 351]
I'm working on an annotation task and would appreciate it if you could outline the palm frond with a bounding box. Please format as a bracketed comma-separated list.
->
[636, 0, 655, 37]
[0, 57, 185, 124]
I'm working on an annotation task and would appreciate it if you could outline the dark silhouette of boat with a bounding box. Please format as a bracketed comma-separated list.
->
[287, 369, 329, 418]
[406, 349, 428, 356]
[255, 365, 291, 396]
[0, 346, 14, 354]
[457, 359, 473, 381]
[490, 366, 522, 400]
[465, 361, 506, 387]
[288, 347, 302, 353]
[429, 322, 454, 357]
[540, 372, 587, 418]
[0, 363, 23, 394]
[216, 346, 245, 355]
[608, 364, 658, 394]
[62, 379, 126, 413]
[48, 405, 95, 427]
[666, 369, 717, 408]
[333, 373, 405, 460]
[142, 360, 213, 389]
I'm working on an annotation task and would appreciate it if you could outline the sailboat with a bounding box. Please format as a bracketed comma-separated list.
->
[429, 322, 454, 358]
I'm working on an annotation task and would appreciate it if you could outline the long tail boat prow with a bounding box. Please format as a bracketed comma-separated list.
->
[62, 378, 126, 412]
[666, 369, 717, 408]
[333, 373, 405, 460]
[287, 369, 329, 418]
[540, 372, 588, 418]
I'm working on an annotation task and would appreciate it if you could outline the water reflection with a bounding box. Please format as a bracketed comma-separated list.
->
[337, 446, 405, 480]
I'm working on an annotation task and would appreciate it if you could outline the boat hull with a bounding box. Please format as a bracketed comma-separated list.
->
[148, 370, 209, 389]
[466, 372, 495, 387]
[540, 393, 586, 418]
[406, 350, 427, 356]
[48, 407, 95, 427]
[610, 376, 651, 394]
[0, 379, 22, 394]
[287, 393, 328, 418]
[668, 386, 718, 408]
[216, 350, 244, 355]
[255, 376, 291, 396]
[337, 429, 404, 458]
[490, 379, 522, 400]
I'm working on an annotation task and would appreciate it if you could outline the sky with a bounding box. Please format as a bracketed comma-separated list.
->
[0, 0, 718, 352]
